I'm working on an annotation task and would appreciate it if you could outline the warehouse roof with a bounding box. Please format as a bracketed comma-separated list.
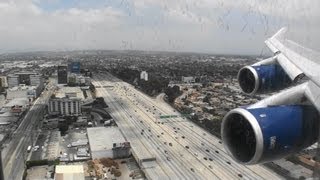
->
[87, 127, 126, 152]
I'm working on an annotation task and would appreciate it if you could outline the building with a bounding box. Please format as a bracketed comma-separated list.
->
[49, 98, 81, 116]
[113, 142, 131, 159]
[140, 71, 148, 81]
[182, 76, 195, 84]
[2, 98, 30, 112]
[68, 73, 89, 86]
[55, 165, 85, 180]
[87, 127, 128, 159]
[0, 76, 7, 88]
[7, 72, 43, 88]
[7, 74, 19, 88]
[0, 98, 29, 124]
[6, 84, 41, 100]
[58, 66, 68, 84]
[48, 87, 84, 116]
[69, 62, 81, 74]
[30, 74, 44, 87]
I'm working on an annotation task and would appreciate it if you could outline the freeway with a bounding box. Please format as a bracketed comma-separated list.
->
[1, 80, 55, 180]
[93, 73, 283, 180]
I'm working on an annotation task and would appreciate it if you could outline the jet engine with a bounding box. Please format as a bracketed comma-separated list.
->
[222, 105, 319, 164]
[238, 64, 291, 94]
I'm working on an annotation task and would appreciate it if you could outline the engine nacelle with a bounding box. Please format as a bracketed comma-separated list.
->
[221, 105, 319, 164]
[238, 64, 292, 95]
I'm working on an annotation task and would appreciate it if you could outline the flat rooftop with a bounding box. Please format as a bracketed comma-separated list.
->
[55, 165, 84, 180]
[54, 87, 84, 100]
[7, 85, 38, 91]
[87, 127, 126, 152]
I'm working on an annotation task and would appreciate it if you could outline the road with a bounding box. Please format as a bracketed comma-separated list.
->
[1, 80, 54, 180]
[93, 73, 283, 180]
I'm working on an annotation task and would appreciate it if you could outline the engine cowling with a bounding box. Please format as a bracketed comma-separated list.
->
[238, 64, 292, 94]
[221, 105, 319, 164]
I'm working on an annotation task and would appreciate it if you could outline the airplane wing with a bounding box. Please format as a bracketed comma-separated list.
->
[265, 28, 320, 112]
[221, 28, 320, 165]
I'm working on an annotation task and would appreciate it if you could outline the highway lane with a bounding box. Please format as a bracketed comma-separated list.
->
[94, 82, 172, 179]
[123, 79, 282, 178]
[95, 78, 213, 179]
[114, 88, 220, 179]
[113, 81, 264, 179]
[93, 73, 283, 180]
[2, 80, 54, 180]
[122, 82, 278, 178]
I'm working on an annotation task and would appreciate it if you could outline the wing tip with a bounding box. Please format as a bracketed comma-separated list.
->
[271, 27, 288, 40]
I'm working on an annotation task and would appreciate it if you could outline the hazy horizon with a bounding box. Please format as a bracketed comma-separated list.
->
[0, 0, 318, 55]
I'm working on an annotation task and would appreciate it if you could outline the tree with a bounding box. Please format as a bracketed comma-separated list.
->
[165, 85, 182, 103]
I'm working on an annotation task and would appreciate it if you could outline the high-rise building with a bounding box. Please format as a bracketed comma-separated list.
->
[58, 66, 68, 84]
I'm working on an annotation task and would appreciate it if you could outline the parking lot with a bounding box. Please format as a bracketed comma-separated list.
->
[60, 127, 90, 161]
[30, 130, 60, 161]
[30, 128, 90, 162]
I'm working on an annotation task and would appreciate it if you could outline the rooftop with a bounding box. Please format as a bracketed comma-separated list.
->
[54, 87, 84, 100]
[3, 98, 29, 108]
[7, 85, 38, 91]
[87, 127, 126, 152]
[55, 165, 84, 180]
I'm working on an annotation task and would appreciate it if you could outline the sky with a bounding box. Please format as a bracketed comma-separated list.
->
[0, 0, 319, 55]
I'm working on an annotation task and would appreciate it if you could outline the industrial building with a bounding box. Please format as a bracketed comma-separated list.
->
[48, 87, 84, 116]
[58, 66, 68, 84]
[54, 165, 85, 180]
[87, 127, 130, 159]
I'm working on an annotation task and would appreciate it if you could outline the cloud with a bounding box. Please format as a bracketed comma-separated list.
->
[0, 0, 318, 54]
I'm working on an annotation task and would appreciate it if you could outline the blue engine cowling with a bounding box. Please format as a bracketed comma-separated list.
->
[221, 105, 319, 164]
[238, 64, 292, 94]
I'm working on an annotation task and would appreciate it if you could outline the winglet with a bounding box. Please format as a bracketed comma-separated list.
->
[271, 27, 287, 40]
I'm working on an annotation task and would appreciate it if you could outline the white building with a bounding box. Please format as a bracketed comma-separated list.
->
[48, 87, 84, 116]
[7, 74, 19, 88]
[182, 76, 195, 83]
[49, 98, 81, 116]
[140, 71, 148, 81]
